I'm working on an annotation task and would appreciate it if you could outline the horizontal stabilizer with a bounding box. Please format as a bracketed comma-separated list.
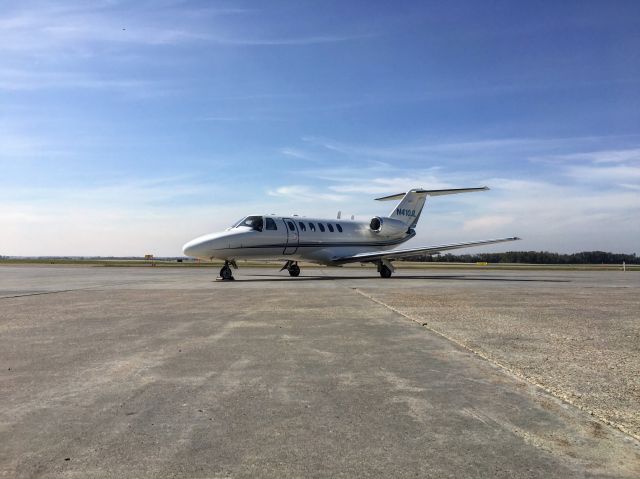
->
[375, 186, 489, 201]
[331, 236, 520, 264]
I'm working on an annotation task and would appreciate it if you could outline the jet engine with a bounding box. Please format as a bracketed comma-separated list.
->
[369, 216, 408, 236]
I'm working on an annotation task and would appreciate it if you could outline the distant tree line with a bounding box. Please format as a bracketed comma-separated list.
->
[403, 251, 639, 264]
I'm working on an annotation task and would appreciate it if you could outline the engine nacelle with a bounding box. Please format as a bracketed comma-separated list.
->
[369, 216, 408, 236]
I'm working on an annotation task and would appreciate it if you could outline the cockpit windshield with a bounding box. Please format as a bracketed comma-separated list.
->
[234, 215, 263, 231]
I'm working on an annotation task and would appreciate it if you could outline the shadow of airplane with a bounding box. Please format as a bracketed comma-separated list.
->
[223, 273, 571, 283]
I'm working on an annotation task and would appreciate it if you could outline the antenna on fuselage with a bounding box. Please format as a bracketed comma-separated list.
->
[350, 215, 354, 220]
[337, 211, 341, 219]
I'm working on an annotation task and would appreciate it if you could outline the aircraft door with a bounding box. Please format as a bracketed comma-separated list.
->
[282, 218, 299, 254]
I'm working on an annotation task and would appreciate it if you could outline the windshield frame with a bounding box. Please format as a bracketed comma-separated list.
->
[234, 215, 264, 232]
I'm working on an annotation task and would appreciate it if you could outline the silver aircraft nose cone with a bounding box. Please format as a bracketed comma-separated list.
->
[182, 238, 201, 258]
[182, 231, 234, 259]
[182, 235, 214, 258]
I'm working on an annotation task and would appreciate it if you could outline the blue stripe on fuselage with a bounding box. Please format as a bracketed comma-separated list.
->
[221, 233, 414, 250]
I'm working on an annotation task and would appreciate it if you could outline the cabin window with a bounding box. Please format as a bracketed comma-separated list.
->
[265, 218, 277, 230]
[287, 221, 296, 231]
[298, 222, 306, 232]
[327, 223, 334, 232]
[318, 223, 325, 232]
[236, 215, 263, 231]
[309, 222, 316, 231]
[336, 224, 343, 233]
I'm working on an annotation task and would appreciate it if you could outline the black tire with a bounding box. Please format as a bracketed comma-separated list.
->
[220, 266, 233, 280]
[379, 265, 392, 278]
[288, 265, 300, 277]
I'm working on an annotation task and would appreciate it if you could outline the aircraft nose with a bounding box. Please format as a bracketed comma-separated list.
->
[182, 232, 232, 259]
[182, 238, 202, 258]
[182, 236, 214, 259]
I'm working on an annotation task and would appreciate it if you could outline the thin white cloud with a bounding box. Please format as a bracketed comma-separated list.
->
[267, 185, 349, 203]
[2, 171, 639, 255]
[463, 215, 514, 232]
[0, 2, 246, 51]
[279, 148, 324, 163]
[200, 115, 286, 122]
[1, 175, 209, 207]
[270, 136, 640, 253]
[328, 175, 451, 195]
[301, 135, 640, 163]
[0, 175, 256, 256]
[214, 33, 373, 46]
[0, 4, 370, 54]
[532, 148, 640, 164]
[276, 158, 640, 253]
[0, 130, 72, 159]
[0, 68, 149, 91]
[298, 162, 395, 183]
[478, 178, 639, 243]
[565, 165, 640, 183]
[0, 200, 252, 257]
[0, 3, 373, 94]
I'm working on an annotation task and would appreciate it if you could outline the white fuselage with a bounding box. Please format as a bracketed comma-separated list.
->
[182, 215, 414, 265]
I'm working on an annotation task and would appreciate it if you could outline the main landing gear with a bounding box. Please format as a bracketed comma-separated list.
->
[379, 265, 392, 278]
[280, 260, 301, 277]
[218, 260, 235, 281]
[289, 263, 301, 277]
[377, 260, 394, 278]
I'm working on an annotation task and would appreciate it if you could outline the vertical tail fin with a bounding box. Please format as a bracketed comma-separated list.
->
[375, 187, 489, 229]
[384, 189, 428, 228]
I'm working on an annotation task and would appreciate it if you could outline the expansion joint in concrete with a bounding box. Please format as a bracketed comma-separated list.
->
[351, 287, 640, 445]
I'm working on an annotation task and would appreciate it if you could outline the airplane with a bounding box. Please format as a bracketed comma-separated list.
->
[182, 187, 520, 280]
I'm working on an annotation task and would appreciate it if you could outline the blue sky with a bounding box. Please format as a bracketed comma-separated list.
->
[1, 0, 639, 256]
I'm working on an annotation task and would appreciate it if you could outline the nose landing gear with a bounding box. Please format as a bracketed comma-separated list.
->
[218, 260, 235, 281]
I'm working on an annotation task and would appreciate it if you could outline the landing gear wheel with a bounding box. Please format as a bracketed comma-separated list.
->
[379, 265, 392, 278]
[219, 263, 234, 281]
[288, 264, 300, 277]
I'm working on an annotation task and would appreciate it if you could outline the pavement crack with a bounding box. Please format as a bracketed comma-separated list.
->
[0, 289, 80, 299]
[0, 281, 143, 300]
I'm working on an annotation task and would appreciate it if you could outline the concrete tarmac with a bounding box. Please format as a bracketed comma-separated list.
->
[1, 265, 639, 478]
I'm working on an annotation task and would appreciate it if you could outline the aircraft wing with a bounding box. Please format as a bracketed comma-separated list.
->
[331, 237, 521, 264]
